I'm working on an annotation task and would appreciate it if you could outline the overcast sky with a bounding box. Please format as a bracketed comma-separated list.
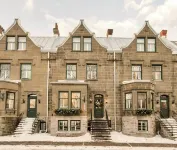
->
[0, 0, 177, 40]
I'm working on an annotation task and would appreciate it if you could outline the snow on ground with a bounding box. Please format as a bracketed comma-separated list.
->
[0, 133, 92, 142]
[0, 146, 177, 150]
[0, 131, 177, 144]
[111, 132, 177, 143]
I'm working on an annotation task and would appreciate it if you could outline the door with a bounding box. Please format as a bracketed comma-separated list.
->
[94, 94, 104, 118]
[160, 95, 169, 118]
[27, 95, 37, 118]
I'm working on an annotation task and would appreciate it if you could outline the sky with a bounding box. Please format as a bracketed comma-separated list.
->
[0, 0, 177, 40]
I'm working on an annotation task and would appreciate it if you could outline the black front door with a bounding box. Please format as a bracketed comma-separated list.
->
[27, 95, 37, 118]
[160, 95, 169, 118]
[94, 94, 104, 118]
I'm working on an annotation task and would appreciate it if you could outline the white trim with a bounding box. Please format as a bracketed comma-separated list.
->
[0, 79, 21, 84]
[57, 20, 107, 49]
[51, 80, 88, 85]
[122, 80, 152, 85]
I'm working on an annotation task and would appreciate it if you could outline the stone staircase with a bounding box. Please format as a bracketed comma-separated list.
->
[160, 118, 177, 140]
[14, 118, 38, 135]
[90, 119, 111, 141]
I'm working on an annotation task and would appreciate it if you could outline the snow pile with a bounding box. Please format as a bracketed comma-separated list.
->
[0, 133, 92, 142]
[111, 132, 177, 143]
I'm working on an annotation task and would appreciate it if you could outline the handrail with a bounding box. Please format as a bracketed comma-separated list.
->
[156, 110, 174, 137]
[16, 112, 23, 128]
[105, 109, 109, 128]
[90, 108, 92, 121]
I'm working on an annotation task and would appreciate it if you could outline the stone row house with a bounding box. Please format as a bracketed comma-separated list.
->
[0, 19, 177, 138]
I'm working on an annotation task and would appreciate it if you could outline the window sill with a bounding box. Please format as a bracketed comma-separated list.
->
[5, 49, 27, 51]
[21, 78, 31, 81]
[86, 79, 98, 81]
[72, 50, 92, 52]
[136, 51, 157, 53]
[153, 80, 163, 82]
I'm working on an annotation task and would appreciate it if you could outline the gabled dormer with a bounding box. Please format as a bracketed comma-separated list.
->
[0, 19, 40, 51]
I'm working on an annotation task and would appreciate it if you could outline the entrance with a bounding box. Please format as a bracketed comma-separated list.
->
[160, 95, 169, 118]
[27, 94, 37, 118]
[94, 94, 104, 118]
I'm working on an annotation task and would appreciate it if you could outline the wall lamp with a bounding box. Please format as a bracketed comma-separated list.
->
[83, 96, 86, 103]
[22, 99, 25, 104]
[38, 99, 41, 104]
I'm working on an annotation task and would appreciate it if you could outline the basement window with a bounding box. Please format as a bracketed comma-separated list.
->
[58, 120, 68, 131]
[70, 120, 81, 131]
[138, 120, 148, 131]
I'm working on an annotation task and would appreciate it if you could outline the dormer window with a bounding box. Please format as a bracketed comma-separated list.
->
[73, 37, 80, 51]
[7, 37, 15, 50]
[147, 38, 155, 52]
[84, 37, 91, 51]
[18, 37, 26, 50]
[137, 38, 145, 52]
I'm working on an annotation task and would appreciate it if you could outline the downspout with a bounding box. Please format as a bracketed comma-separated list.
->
[114, 51, 117, 130]
[46, 52, 50, 132]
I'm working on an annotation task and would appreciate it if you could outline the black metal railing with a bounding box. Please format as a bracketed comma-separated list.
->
[15, 112, 23, 128]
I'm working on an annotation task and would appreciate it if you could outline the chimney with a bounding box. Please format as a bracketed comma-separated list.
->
[53, 23, 60, 36]
[0, 25, 4, 35]
[107, 29, 113, 37]
[160, 30, 167, 38]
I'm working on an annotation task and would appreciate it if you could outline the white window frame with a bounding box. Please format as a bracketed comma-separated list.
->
[84, 37, 92, 51]
[58, 120, 68, 131]
[86, 64, 97, 80]
[132, 65, 142, 80]
[73, 37, 81, 51]
[137, 38, 145, 52]
[147, 38, 155, 52]
[138, 120, 148, 131]
[125, 93, 132, 109]
[7, 37, 15, 50]
[0, 64, 10, 79]
[18, 37, 26, 50]
[70, 120, 81, 131]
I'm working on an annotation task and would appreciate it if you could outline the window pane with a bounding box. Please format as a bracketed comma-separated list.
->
[59, 92, 68, 108]
[60, 92, 68, 99]
[67, 64, 76, 79]
[0, 64, 10, 79]
[138, 93, 146, 109]
[125, 93, 132, 109]
[73, 38, 80, 42]
[6, 92, 15, 109]
[152, 65, 162, 80]
[148, 39, 155, 44]
[71, 120, 81, 131]
[137, 38, 144, 43]
[73, 43, 80, 51]
[18, 37, 26, 42]
[71, 92, 80, 108]
[21, 64, 31, 79]
[87, 65, 97, 79]
[7, 37, 15, 42]
[84, 38, 91, 43]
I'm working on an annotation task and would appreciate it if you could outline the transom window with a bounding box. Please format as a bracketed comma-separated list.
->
[137, 38, 145, 52]
[18, 37, 26, 50]
[132, 65, 142, 80]
[73, 37, 81, 51]
[138, 120, 148, 131]
[71, 92, 81, 109]
[59, 92, 69, 108]
[137, 93, 147, 109]
[86, 64, 97, 80]
[66, 64, 77, 79]
[125, 93, 132, 109]
[7, 37, 15, 50]
[0, 64, 10, 79]
[21, 64, 32, 79]
[6, 92, 15, 109]
[148, 38, 155, 52]
[152, 65, 162, 80]
[70, 120, 81, 131]
[84, 37, 91, 51]
[58, 120, 68, 131]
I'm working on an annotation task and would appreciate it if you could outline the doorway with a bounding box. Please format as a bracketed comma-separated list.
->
[160, 95, 169, 118]
[94, 94, 104, 118]
[27, 94, 37, 118]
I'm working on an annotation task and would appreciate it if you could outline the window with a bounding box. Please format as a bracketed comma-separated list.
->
[70, 120, 81, 131]
[66, 64, 77, 79]
[138, 120, 148, 131]
[152, 65, 162, 80]
[71, 92, 81, 109]
[137, 93, 147, 109]
[21, 64, 32, 79]
[132, 65, 142, 80]
[59, 92, 69, 108]
[148, 38, 155, 52]
[125, 93, 132, 109]
[0, 64, 10, 79]
[137, 38, 145, 52]
[86, 64, 97, 80]
[84, 37, 91, 51]
[73, 37, 80, 51]
[7, 37, 15, 50]
[6, 92, 15, 109]
[18, 37, 26, 50]
[58, 120, 68, 131]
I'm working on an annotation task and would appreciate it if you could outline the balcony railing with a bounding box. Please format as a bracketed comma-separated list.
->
[123, 109, 153, 116]
[54, 108, 81, 116]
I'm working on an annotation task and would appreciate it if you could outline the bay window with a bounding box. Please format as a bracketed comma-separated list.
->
[137, 93, 147, 109]
[59, 92, 69, 108]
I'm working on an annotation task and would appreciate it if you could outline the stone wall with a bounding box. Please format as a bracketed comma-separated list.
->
[50, 116, 87, 136]
[122, 115, 156, 137]
[0, 117, 17, 136]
